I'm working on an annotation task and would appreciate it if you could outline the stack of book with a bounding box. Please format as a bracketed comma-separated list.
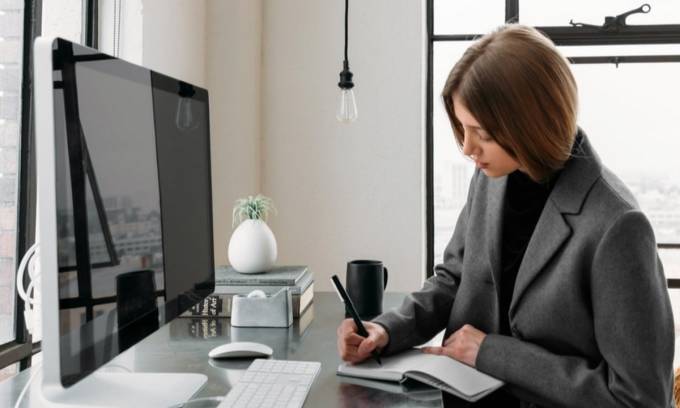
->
[183, 265, 314, 318]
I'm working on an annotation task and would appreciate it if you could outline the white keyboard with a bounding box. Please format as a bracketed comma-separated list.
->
[218, 359, 321, 408]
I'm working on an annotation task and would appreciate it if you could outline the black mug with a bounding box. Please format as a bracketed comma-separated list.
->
[116, 270, 159, 351]
[346, 260, 388, 320]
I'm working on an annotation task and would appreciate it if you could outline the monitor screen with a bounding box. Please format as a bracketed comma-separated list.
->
[50, 39, 214, 387]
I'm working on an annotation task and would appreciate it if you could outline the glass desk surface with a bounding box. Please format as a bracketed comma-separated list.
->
[1, 292, 450, 407]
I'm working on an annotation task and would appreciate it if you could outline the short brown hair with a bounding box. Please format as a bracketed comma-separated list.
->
[442, 24, 578, 182]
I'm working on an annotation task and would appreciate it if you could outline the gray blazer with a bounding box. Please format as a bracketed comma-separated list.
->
[374, 131, 675, 408]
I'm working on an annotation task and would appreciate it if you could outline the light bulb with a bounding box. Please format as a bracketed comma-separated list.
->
[336, 88, 358, 123]
[176, 82, 199, 131]
[175, 97, 198, 131]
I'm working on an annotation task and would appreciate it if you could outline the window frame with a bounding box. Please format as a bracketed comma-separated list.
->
[426, 0, 680, 278]
[0, 0, 99, 373]
[0, 0, 41, 372]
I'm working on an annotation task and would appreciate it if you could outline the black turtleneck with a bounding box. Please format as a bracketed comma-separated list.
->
[499, 170, 557, 336]
[491, 170, 558, 408]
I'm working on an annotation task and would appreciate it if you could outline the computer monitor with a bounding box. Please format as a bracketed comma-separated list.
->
[35, 37, 214, 406]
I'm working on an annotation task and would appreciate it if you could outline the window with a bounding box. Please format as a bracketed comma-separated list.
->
[0, 0, 26, 382]
[42, 0, 82, 43]
[428, 1, 680, 324]
[0, 0, 96, 381]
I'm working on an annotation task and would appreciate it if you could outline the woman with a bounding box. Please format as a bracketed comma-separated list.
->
[337, 24, 675, 407]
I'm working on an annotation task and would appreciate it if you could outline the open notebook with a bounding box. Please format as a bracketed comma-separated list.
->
[336, 349, 504, 402]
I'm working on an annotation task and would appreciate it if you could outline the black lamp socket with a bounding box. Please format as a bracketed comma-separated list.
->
[338, 61, 354, 89]
[178, 81, 196, 98]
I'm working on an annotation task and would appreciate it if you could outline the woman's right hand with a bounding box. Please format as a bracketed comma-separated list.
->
[337, 319, 389, 364]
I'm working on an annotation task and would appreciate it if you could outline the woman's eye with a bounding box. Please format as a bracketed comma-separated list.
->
[477, 131, 492, 142]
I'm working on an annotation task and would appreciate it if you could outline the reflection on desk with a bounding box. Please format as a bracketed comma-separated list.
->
[338, 376, 442, 402]
[1, 293, 514, 407]
[171, 302, 315, 341]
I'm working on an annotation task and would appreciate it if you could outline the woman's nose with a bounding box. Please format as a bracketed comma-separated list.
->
[462, 133, 476, 157]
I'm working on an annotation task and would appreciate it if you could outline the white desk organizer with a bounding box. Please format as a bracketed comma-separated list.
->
[231, 288, 293, 328]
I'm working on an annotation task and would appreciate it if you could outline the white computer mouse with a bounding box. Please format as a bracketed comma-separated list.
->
[208, 342, 273, 359]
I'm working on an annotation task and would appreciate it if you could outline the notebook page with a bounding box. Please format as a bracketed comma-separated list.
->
[404, 352, 503, 398]
[337, 349, 503, 399]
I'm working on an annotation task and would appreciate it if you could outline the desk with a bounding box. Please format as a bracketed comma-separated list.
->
[0, 292, 499, 407]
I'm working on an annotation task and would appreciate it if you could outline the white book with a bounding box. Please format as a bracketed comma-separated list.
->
[213, 272, 313, 295]
[336, 349, 504, 402]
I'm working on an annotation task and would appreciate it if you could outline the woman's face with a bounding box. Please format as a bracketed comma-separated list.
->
[453, 95, 522, 178]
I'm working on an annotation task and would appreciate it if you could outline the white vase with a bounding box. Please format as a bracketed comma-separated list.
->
[228, 219, 278, 274]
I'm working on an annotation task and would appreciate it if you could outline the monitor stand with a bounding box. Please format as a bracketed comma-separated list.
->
[38, 371, 207, 407]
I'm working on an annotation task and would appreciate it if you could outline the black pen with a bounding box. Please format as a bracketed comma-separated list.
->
[331, 274, 382, 366]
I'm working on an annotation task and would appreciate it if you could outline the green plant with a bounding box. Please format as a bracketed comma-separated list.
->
[232, 195, 277, 227]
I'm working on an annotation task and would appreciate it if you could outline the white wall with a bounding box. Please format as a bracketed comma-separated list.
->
[141, 0, 207, 87]
[205, 1, 263, 266]
[102, 0, 262, 266]
[99, 0, 206, 84]
[261, 0, 426, 292]
[105, 0, 426, 292]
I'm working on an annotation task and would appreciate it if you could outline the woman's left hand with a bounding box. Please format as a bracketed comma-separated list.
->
[421, 324, 486, 367]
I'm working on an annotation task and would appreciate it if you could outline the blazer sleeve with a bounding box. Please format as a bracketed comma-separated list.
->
[372, 171, 477, 356]
[476, 210, 675, 408]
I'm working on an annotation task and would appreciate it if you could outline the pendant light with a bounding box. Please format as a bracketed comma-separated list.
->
[176, 82, 199, 131]
[336, 0, 357, 123]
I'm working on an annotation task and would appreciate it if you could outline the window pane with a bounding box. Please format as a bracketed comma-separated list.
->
[521, 0, 680, 27]
[433, 42, 475, 264]
[668, 289, 680, 346]
[568, 59, 680, 246]
[660, 248, 680, 280]
[563, 43, 680, 58]
[0, 362, 17, 382]
[434, 0, 505, 35]
[42, 0, 82, 43]
[433, 41, 680, 267]
[0, 0, 24, 345]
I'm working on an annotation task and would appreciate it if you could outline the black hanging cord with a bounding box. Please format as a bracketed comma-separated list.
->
[344, 0, 349, 62]
[338, 0, 354, 89]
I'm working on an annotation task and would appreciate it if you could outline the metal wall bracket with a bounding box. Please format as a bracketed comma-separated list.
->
[570, 3, 651, 31]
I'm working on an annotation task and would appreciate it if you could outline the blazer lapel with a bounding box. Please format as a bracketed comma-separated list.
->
[508, 200, 571, 317]
[485, 175, 507, 298]
[508, 129, 602, 317]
